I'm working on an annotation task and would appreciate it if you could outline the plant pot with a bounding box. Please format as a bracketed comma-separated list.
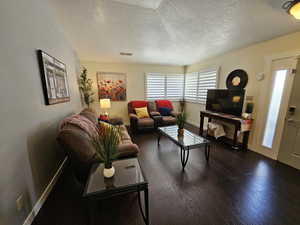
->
[177, 128, 184, 136]
[103, 166, 115, 178]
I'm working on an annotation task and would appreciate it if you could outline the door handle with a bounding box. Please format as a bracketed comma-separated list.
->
[287, 118, 294, 123]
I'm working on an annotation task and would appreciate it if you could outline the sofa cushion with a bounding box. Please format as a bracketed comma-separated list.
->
[155, 100, 173, 110]
[117, 143, 139, 158]
[147, 101, 156, 112]
[57, 127, 97, 164]
[162, 116, 176, 125]
[119, 125, 131, 140]
[98, 121, 122, 143]
[135, 107, 150, 118]
[138, 118, 154, 127]
[159, 107, 171, 116]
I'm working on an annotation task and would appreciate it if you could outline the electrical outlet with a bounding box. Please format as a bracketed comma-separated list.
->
[16, 194, 24, 211]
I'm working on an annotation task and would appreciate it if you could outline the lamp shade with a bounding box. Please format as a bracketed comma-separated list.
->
[100, 99, 111, 109]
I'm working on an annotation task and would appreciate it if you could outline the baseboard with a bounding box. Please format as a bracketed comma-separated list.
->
[23, 157, 68, 225]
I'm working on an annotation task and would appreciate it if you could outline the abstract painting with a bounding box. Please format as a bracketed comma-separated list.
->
[96, 72, 127, 101]
[37, 50, 70, 105]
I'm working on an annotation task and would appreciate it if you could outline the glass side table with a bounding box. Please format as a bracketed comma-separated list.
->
[83, 158, 149, 225]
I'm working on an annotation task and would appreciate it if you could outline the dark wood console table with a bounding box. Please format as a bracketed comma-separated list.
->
[199, 111, 252, 151]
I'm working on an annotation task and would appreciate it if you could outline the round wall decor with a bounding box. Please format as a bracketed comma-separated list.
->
[226, 69, 248, 90]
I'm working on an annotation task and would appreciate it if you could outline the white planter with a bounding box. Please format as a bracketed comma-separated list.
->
[103, 166, 115, 178]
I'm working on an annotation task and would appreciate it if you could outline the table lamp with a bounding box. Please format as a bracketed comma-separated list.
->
[100, 99, 111, 116]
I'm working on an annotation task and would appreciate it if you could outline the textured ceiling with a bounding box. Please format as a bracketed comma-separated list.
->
[49, 0, 300, 65]
[111, 0, 163, 9]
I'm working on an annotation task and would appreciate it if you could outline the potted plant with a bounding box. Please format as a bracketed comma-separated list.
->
[79, 67, 94, 108]
[91, 124, 120, 178]
[176, 112, 187, 136]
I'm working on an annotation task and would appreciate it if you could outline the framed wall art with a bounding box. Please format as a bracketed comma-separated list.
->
[96, 72, 127, 101]
[37, 50, 70, 105]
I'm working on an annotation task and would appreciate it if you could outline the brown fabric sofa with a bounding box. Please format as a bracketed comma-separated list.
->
[128, 100, 180, 131]
[57, 108, 139, 183]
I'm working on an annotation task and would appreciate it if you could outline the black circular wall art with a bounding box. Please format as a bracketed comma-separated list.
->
[226, 69, 248, 90]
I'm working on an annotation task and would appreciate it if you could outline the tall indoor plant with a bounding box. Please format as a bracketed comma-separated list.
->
[79, 67, 94, 108]
[91, 124, 120, 178]
[176, 112, 187, 136]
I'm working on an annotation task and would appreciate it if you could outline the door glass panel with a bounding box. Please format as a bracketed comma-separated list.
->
[262, 69, 288, 148]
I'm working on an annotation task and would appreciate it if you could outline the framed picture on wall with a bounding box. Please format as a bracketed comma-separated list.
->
[37, 50, 70, 105]
[96, 72, 127, 101]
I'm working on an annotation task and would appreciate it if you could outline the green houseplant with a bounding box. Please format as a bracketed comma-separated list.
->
[176, 112, 187, 136]
[79, 67, 94, 108]
[91, 124, 120, 178]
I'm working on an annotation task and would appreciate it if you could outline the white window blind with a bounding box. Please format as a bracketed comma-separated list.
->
[145, 73, 165, 100]
[166, 74, 184, 100]
[184, 72, 199, 102]
[198, 69, 218, 103]
[184, 68, 218, 103]
[145, 73, 184, 100]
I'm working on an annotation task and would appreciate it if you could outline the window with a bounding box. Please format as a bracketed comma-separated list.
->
[166, 74, 185, 100]
[184, 72, 199, 102]
[184, 68, 219, 103]
[145, 68, 218, 102]
[145, 73, 184, 100]
[145, 73, 165, 100]
[262, 69, 288, 148]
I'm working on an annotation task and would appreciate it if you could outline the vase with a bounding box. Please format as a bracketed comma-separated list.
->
[103, 163, 115, 178]
[178, 128, 184, 136]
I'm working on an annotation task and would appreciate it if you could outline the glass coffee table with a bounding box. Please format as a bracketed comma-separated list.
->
[83, 158, 149, 225]
[158, 125, 211, 169]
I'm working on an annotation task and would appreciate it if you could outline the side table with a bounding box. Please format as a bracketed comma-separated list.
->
[83, 158, 149, 225]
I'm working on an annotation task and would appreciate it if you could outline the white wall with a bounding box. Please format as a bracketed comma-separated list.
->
[185, 31, 300, 160]
[80, 61, 184, 124]
[0, 0, 82, 224]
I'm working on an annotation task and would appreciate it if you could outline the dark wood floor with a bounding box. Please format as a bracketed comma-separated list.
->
[32, 126, 300, 225]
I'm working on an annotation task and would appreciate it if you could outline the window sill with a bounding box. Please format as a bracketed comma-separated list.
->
[184, 100, 206, 105]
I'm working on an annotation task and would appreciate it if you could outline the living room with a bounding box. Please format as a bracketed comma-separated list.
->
[1, 0, 300, 225]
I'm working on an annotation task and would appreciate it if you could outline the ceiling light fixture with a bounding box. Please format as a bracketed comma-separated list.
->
[120, 52, 133, 56]
[283, 0, 300, 19]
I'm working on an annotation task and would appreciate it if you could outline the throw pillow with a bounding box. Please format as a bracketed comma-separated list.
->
[131, 100, 148, 109]
[155, 100, 173, 110]
[135, 107, 150, 118]
[98, 120, 112, 129]
[159, 107, 171, 116]
[98, 121, 122, 143]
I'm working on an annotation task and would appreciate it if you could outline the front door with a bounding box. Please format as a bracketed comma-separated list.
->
[261, 57, 297, 158]
[278, 59, 300, 170]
